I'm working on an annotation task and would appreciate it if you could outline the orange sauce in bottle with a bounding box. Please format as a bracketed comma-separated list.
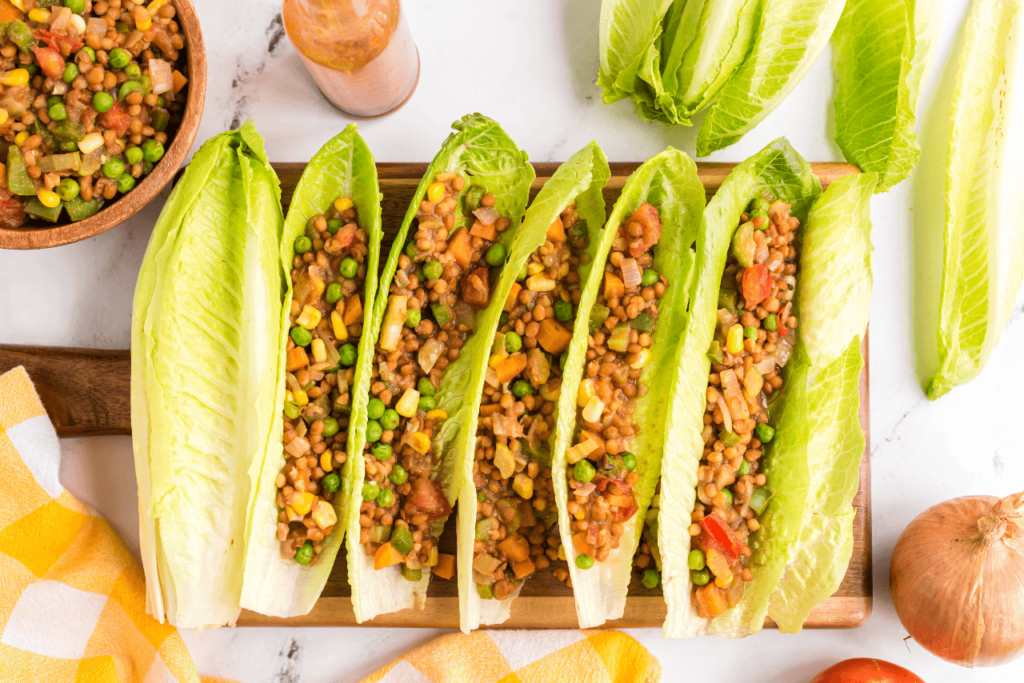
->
[282, 0, 419, 117]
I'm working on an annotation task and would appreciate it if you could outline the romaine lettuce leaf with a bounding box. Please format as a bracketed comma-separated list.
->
[926, 0, 1024, 399]
[240, 125, 382, 617]
[598, 0, 677, 105]
[551, 147, 704, 629]
[349, 114, 535, 623]
[832, 0, 942, 193]
[459, 141, 611, 632]
[131, 121, 284, 629]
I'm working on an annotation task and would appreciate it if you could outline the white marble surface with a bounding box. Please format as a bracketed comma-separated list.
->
[2, 1, 1022, 681]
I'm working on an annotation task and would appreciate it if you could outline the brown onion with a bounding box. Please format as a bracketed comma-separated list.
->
[890, 491, 1024, 667]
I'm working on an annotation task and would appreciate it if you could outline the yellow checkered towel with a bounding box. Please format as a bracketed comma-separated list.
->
[0, 366, 231, 683]
[361, 630, 662, 683]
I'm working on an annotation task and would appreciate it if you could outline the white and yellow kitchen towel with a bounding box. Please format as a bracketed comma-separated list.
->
[0, 366, 230, 683]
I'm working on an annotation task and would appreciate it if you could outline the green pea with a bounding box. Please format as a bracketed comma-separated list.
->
[404, 241, 418, 259]
[372, 442, 392, 461]
[419, 396, 436, 411]
[62, 62, 79, 83]
[688, 548, 706, 570]
[738, 459, 750, 476]
[423, 260, 443, 281]
[361, 482, 380, 501]
[340, 257, 358, 279]
[55, 177, 79, 202]
[327, 219, 342, 235]
[640, 269, 660, 287]
[511, 380, 533, 398]
[417, 377, 436, 397]
[293, 235, 312, 254]
[755, 422, 775, 444]
[142, 139, 165, 163]
[504, 331, 523, 353]
[721, 488, 734, 507]
[118, 80, 143, 101]
[102, 157, 125, 179]
[376, 488, 394, 507]
[380, 409, 400, 431]
[65, 0, 86, 13]
[484, 243, 506, 266]
[322, 473, 341, 493]
[122, 146, 142, 166]
[290, 326, 312, 347]
[621, 452, 637, 471]
[744, 325, 758, 340]
[641, 569, 661, 589]
[389, 464, 408, 486]
[339, 344, 357, 366]
[367, 398, 386, 420]
[321, 416, 339, 438]
[404, 307, 421, 328]
[294, 542, 314, 564]
[691, 568, 711, 586]
[115, 173, 135, 193]
[79, 46, 96, 62]
[58, 141, 78, 152]
[92, 91, 113, 113]
[553, 300, 573, 322]
[764, 313, 778, 331]
[108, 48, 131, 68]
[282, 401, 300, 420]
[124, 63, 141, 80]
[323, 282, 342, 305]
[576, 553, 595, 570]
[365, 420, 382, 442]
[573, 459, 596, 484]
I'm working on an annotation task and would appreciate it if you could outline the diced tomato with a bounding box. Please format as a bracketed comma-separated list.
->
[612, 505, 638, 522]
[97, 101, 130, 136]
[0, 190, 26, 228]
[30, 46, 65, 81]
[403, 477, 452, 522]
[700, 513, 750, 561]
[462, 266, 490, 309]
[626, 202, 662, 257]
[35, 29, 84, 55]
[741, 264, 772, 308]
[334, 222, 357, 248]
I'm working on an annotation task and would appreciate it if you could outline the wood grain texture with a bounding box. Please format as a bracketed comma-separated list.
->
[0, 0, 206, 250]
[0, 160, 871, 630]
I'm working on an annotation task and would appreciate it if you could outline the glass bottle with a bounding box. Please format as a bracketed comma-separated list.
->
[282, 0, 419, 117]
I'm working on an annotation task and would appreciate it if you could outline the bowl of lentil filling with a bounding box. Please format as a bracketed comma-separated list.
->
[0, 0, 204, 249]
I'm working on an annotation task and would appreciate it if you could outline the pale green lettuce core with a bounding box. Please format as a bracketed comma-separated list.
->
[832, 0, 941, 193]
[131, 121, 284, 629]
[349, 114, 535, 623]
[459, 141, 611, 633]
[551, 148, 704, 629]
[926, 0, 1024, 400]
[240, 125, 382, 617]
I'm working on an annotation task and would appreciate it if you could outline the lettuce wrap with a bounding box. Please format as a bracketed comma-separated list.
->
[131, 122, 284, 628]
[660, 139, 873, 637]
[240, 125, 382, 617]
[551, 148, 705, 628]
[348, 114, 535, 623]
[456, 142, 611, 632]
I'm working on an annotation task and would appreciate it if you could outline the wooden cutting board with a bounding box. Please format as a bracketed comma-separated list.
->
[0, 161, 871, 629]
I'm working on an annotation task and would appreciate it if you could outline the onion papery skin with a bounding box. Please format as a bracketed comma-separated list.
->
[890, 493, 1024, 668]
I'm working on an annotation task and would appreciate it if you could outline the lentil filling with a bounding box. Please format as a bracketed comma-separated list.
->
[563, 202, 666, 573]
[361, 172, 511, 582]
[276, 196, 369, 566]
[688, 193, 799, 618]
[470, 204, 588, 599]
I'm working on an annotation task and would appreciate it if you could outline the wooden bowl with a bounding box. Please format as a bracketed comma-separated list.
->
[0, 0, 206, 250]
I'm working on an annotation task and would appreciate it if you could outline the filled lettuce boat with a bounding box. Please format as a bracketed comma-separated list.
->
[551, 148, 705, 628]
[659, 139, 874, 637]
[131, 122, 284, 628]
[240, 125, 383, 617]
[454, 142, 611, 632]
[347, 114, 535, 622]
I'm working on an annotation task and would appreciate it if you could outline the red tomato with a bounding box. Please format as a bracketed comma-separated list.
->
[809, 659, 925, 683]
[35, 29, 84, 55]
[30, 46, 65, 80]
[97, 101, 130, 136]
[741, 264, 772, 307]
[626, 202, 662, 257]
[699, 512, 749, 560]
[0, 188, 26, 228]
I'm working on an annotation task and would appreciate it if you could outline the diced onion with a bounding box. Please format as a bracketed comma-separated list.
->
[566, 439, 599, 464]
[379, 295, 407, 352]
[485, 366, 500, 388]
[86, 17, 107, 35]
[494, 444, 516, 479]
[575, 481, 596, 497]
[472, 207, 500, 225]
[418, 337, 443, 373]
[756, 358, 777, 375]
[49, 6, 71, 31]
[773, 331, 795, 368]
[719, 393, 733, 433]
[285, 436, 310, 457]
[150, 58, 174, 95]
[621, 258, 642, 289]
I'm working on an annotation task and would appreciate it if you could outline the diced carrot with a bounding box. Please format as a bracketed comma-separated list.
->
[497, 534, 531, 563]
[605, 494, 635, 509]
[470, 219, 497, 242]
[537, 319, 572, 355]
[172, 69, 189, 94]
[694, 584, 729, 618]
[343, 295, 363, 325]
[504, 282, 522, 312]
[518, 500, 536, 529]
[572, 532, 594, 558]
[0, 1, 21, 24]
[547, 218, 565, 242]
[604, 272, 624, 299]
[373, 542, 404, 570]
[511, 559, 536, 579]
[494, 352, 528, 384]
[446, 228, 474, 268]
[433, 553, 456, 580]
[480, 403, 503, 417]
[286, 347, 309, 372]
[0, 162, 7, 189]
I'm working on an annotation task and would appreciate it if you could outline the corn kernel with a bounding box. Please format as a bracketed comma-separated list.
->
[289, 491, 315, 516]
[37, 189, 61, 208]
[1, 69, 29, 87]
[726, 324, 744, 355]
[334, 197, 353, 213]
[297, 305, 322, 330]
[629, 349, 650, 370]
[526, 262, 545, 276]
[572, 508, 585, 521]
[293, 389, 309, 406]
[320, 450, 333, 473]
[329, 310, 349, 340]
[425, 409, 448, 421]
[426, 181, 445, 204]
[0, 109, 8, 126]
[134, 7, 152, 30]
[408, 432, 431, 454]
[10, 0, 24, 12]
[77, 132, 104, 155]
[512, 473, 534, 500]
[311, 338, 327, 363]
[312, 499, 337, 529]
[395, 387, 420, 418]
[577, 379, 595, 408]
[14, 131, 28, 146]
[27, 8, 50, 23]
[285, 390, 294, 403]
[147, 0, 170, 14]
[557, 545, 566, 561]
[525, 274, 556, 292]
[313, 279, 325, 296]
